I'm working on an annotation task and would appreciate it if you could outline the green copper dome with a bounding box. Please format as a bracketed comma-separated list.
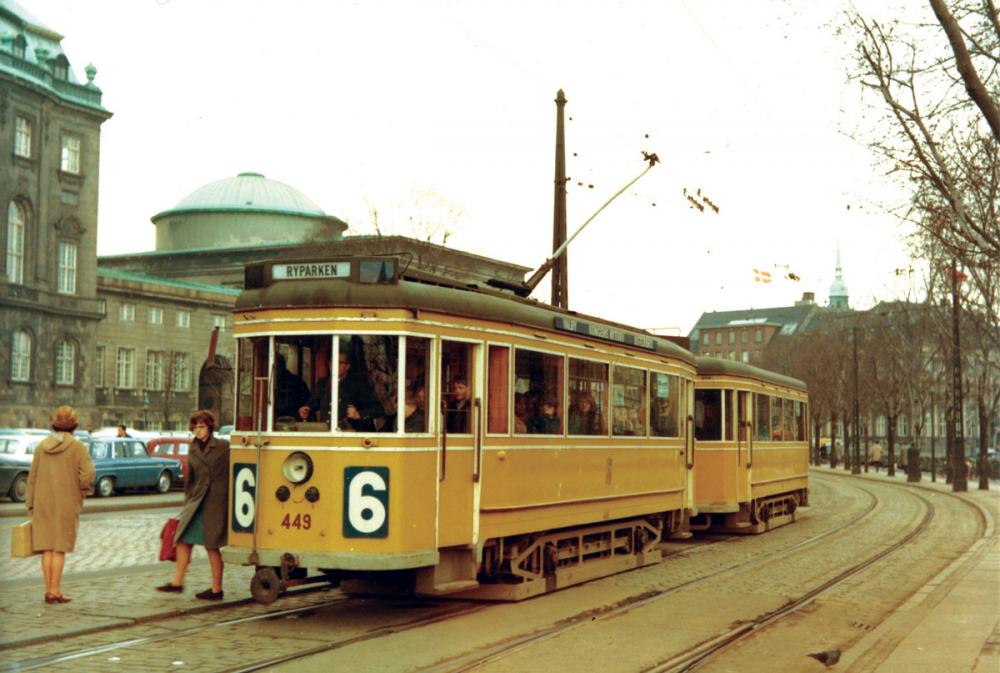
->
[153, 172, 328, 220]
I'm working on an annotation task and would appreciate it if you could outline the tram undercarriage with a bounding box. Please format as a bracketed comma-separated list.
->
[689, 489, 809, 535]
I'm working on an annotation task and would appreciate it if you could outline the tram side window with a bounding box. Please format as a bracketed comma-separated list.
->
[795, 401, 806, 441]
[770, 396, 784, 440]
[236, 336, 268, 432]
[404, 337, 430, 433]
[487, 345, 510, 434]
[782, 397, 795, 442]
[273, 336, 315, 429]
[612, 365, 646, 436]
[569, 358, 608, 436]
[724, 390, 734, 441]
[755, 394, 770, 441]
[515, 349, 564, 434]
[442, 341, 473, 433]
[649, 372, 680, 437]
[694, 389, 722, 441]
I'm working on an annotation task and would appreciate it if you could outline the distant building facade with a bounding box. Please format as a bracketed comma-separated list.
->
[0, 1, 112, 427]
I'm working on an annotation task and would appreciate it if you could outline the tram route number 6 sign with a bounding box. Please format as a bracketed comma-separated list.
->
[343, 467, 389, 538]
[232, 463, 257, 533]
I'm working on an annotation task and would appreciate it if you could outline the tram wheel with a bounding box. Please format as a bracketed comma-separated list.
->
[251, 566, 283, 604]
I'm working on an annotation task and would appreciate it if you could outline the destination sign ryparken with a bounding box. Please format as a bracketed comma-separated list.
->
[272, 262, 350, 280]
[554, 317, 657, 351]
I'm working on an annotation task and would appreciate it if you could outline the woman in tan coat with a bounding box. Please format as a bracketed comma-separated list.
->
[157, 410, 230, 600]
[26, 406, 96, 604]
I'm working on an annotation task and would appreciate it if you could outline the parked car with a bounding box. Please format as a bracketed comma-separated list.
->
[0, 433, 45, 502]
[87, 438, 182, 497]
[145, 436, 192, 483]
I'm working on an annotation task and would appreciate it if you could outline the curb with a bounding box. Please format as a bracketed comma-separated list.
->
[0, 495, 185, 519]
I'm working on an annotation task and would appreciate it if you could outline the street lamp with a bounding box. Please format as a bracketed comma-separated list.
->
[852, 326, 861, 474]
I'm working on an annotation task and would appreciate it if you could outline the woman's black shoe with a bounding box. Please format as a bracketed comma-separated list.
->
[155, 583, 184, 593]
[195, 589, 224, 600]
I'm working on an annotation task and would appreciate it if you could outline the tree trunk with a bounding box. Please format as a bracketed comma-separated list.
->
[887, 415, 897, 477]
[979, 396, 990, 490]
[829, 413, 839, 469]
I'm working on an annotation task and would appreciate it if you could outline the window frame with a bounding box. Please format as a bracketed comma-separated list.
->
[55, 338, 76, 386]
[6, 200, 25, 285]
[14, 115, 32, 158]
[512, 345, 566, 436]
[60, 134, 81, 174]
[11, 329, 32, 382]
[116, 347, 136, 389]
[57, 241, 77, 294]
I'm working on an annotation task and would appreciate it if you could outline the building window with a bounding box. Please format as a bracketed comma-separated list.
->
[176, 310, 190, 328]
[146, 351, 164, 391]
[57, 242, 77, 294]
[728, 330, 735, 344]
[52, 55, 68, 80]
[212, 314, 227, 330]
[12, 34, 26, 59]
[149, 307, 163, 324]
[95, 346, 106, 387]
[55, 339, 75, 385]
[755, 329, 762, 343]
[741, 330, 748, 344]
[729, 351, 736, 361]
[172, 353, 191, 391]
[11, 330, 32, 381]
[60, 191, 78, 205]
[119, 303, 135, 321]
[715, 332, 722, 345]
[876, 415, 886, 435]
[116, 348, 136, 389]
[97, 298, 107, 315]
[701, 332, 709, 345]
[60, 135, 81, 174]
[898, 415, 908, 437]
[6, 201, 25, 285]
[14, 116, 31, 158]
[741, 351, 749, 363]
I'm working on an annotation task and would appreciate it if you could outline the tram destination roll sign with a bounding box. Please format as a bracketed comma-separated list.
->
[554, 317, 657, 351]
[272, 261, 350, 280]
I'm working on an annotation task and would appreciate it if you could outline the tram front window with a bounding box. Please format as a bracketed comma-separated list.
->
[279, 334, 396, 433]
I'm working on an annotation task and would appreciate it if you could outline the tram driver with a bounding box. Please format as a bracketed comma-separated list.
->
[298, 352, 384, 431]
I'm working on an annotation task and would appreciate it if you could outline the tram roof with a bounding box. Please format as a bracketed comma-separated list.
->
[236, 261, 697, 365]
[695, 356, 807, 392]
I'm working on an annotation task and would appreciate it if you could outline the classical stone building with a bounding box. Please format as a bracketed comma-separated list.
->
[0, 1, 112, 428]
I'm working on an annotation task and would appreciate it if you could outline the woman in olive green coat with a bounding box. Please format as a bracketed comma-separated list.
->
[27, 405, 96, 604]
[157, 410, 230, 600]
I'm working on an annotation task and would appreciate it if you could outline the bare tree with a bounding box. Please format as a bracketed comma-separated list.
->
[846, 2, 1000, 327]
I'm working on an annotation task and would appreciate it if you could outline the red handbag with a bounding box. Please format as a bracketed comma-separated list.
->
[159, 517, 179, 562]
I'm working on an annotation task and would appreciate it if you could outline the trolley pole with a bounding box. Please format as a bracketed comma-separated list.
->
[950, 260, 967, 492]
[551, 89, 569, 310]
[852, 326, 861, 474]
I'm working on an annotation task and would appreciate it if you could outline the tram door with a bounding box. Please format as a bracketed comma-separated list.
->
[737, 391, 751, 502]
[438, 340, 482, 547]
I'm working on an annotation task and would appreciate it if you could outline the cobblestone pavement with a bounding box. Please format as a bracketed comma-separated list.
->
[1, 506, 192, 582]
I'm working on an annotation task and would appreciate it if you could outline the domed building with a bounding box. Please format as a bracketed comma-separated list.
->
[151, 172, 347, 252]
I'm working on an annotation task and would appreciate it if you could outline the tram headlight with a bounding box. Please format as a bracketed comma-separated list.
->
[282, 452, 313, 484]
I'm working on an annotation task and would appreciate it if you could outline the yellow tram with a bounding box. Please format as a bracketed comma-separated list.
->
[222, 256, 701, 602]
[690, 357, 810, 533]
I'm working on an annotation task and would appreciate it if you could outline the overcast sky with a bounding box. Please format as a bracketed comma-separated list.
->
[26, 0, 919, 333]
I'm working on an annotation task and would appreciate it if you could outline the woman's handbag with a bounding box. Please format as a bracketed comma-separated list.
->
[11, 521, 35, 558]
[159, 517, 179, 562]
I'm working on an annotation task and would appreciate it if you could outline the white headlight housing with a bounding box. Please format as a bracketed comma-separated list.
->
[282, 452, 313, 484]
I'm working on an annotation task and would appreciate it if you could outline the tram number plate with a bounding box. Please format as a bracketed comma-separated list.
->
[280, 513, 312, 530]
[343, 467, 389, 538]
[232, 463, 257, 533]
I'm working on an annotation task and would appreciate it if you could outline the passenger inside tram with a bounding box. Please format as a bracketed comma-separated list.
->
[272, 353, 310, 422]
[297, 345, 385, 431]
[527, 399, 562, 434]
[445, 376, 471, 433]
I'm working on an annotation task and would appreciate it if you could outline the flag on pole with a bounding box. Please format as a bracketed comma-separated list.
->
[753, 268, 772, 284]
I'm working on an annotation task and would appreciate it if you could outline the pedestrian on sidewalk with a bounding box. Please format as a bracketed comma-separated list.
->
[26, 405, 96, 605]
[156, 410, 230, 600]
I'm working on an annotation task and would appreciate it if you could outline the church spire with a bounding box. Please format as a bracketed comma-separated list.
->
[829, 244, 850, 310]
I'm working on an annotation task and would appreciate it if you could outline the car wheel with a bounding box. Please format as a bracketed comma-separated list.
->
[98, 476, 115, 498]
[156, 471, 171, 494]
[10, 473, 28, 503]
